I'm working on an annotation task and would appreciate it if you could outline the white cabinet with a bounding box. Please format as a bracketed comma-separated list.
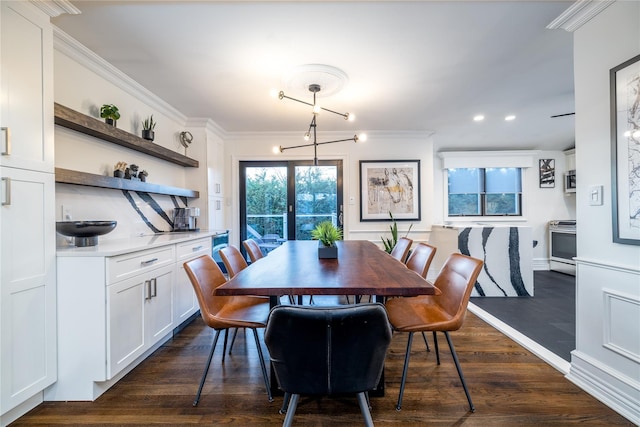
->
[0, 168, 56, 413]
[0, 1, 54, 172]
[107, 263, 174, 378]
[47, 235, 213, 402]
[0, 1, 55, 422]
[104, 245, 175, 380]
[174, 237, 211, 324]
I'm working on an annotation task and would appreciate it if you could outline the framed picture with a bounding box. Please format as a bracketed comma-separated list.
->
[610, 53, 640, 245]
[539, 159, 555, 188]
[359, 160, 420, 221]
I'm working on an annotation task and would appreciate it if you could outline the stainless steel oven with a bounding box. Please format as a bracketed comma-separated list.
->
[549, 220, 576, 275]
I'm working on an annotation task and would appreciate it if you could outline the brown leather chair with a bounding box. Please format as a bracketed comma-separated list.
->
[183, 254, 272, 406]
[405, 242, 437, 279]
[219, 245, 249, 278]
[385, 252, 483, 412]
[243, 238, 264, 263]
[390, 236, 413, 263]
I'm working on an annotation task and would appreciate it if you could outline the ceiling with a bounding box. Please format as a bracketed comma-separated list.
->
[52, 1, 576, 152]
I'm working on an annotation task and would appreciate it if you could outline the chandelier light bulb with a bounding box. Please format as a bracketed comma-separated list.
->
[356, 133, 367, 142]
[346, 113, 355, 121]
[313, 104, 321, 115]
[304, 132, 311, 141]
[269, 88, 279, 98]
[273, 146, 282, 154]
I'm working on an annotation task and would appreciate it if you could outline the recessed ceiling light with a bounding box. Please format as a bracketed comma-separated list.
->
[473, 115, 484, 122]
[505, 115, 516, 121]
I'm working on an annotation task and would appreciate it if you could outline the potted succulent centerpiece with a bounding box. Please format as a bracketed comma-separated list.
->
[141, 114, 156, 141]
[311, 221, 343, 259]
[100, 104, 120, 127]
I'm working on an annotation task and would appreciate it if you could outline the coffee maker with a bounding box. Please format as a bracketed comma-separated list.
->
[173, 207, 200, 231]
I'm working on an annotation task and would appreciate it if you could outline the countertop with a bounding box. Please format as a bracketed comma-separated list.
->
[56, 230, 225, 257]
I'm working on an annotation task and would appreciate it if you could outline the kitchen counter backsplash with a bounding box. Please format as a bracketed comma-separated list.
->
[56, 183, 203, 246]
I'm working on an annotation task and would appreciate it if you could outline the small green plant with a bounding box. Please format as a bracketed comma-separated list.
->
[381, 211, 413, 253]
[142, 115, 156, 131]
[100, 104, 121, 121]
[311, 221, 343, 247]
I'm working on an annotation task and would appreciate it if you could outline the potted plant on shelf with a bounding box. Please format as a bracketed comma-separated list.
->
[311, 221, 343, 259]
[141, 115, 156, 141]
[100, 104, 121, 126]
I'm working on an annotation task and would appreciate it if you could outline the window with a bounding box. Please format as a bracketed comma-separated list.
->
[448, 167, 522, 216]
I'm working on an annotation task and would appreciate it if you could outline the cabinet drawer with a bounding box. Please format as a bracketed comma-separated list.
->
[176, 237, 211, 261]
[107, 246, 175, 284]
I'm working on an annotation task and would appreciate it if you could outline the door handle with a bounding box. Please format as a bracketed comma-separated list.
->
[151, 278, 157, 298]
[1, 177, 10, 206]
[144, 280, 152, 300]
[1, 127, 10, 156]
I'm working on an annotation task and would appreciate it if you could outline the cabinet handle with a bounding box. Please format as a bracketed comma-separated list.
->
[144, 280, 152, 300]
[140, 257, 158, 266]
[215, 183, 221, 194]
[1, 127, 10, 156]
[1, 177, 11, 206]
[192, 245, 204, 252]
[151, 278, 157, 298]
[216, 200, 221, 210]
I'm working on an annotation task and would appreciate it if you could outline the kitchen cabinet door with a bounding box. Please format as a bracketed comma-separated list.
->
[0, 167, 56, 413]
[174, 237, 210, 323]
[106, 264, 174, 379]
[0, 1, 54, 172]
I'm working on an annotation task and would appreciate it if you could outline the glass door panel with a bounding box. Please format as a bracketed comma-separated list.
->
[294, 165, 339, 240]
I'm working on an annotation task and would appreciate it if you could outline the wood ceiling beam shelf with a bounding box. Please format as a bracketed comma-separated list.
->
[55, 168, 199, 198]
[54, 103, 199, 168]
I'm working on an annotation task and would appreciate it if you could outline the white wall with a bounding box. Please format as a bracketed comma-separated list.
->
[569, 1, 640, 424]
[53, 29, 212, 240]
[224, 131, 434, 247]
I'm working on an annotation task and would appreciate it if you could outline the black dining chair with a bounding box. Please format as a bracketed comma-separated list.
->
[264, 303, 392, 427]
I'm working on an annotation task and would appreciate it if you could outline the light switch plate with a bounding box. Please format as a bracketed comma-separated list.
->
[589, 185, 603, 206]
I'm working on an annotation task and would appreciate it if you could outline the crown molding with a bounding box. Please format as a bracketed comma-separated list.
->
[547, 0, 615, 32]
[53, 26, 189, 126]
[31, 0, 81, 17]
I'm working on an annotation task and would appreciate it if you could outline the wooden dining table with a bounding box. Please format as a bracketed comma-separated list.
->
[215, 239, 440, 397]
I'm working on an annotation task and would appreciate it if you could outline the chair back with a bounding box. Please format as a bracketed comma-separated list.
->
[390, 237, 413, 263]
[405, 243, 437, 279]
[219, 245, 249, 278]
[183, 255, 229, 328]
[264, 304, 392, 395]
[243, 239, 264, 263]
[432, 253, 483, 331]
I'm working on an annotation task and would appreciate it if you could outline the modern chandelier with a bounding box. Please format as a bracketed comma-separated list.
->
[274, 83, 366, 165]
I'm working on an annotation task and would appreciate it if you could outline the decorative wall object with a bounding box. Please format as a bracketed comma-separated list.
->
[610, 53, 640, 245]
[360, 160, 420, 221]
[538, 158, 555, 188]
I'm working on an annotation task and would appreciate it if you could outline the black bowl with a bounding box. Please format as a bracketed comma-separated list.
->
[56, 221, 117, 246]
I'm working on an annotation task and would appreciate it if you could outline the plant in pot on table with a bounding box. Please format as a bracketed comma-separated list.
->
[311, 221, 343, 259]
[141, 115, 156, 141]
[100, 104, 120, 126]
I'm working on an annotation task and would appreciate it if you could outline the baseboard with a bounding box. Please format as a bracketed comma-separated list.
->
[567, 351, 640, 425]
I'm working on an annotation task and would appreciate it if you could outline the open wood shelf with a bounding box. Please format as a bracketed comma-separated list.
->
[55, 168, 199, 198]
[54, 103, 199, 168]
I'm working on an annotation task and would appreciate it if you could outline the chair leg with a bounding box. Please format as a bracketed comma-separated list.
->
[396, 332, 414, 411]
[433, 331, 440, 365]
[282, 393, 299, 427]
[279, 392, 291, 414]
[228, 328, 240, 354]
[251, 328, 273, 402]
[357, 392, 375, 427]
[421, 331, 430, 352]
[193, 329, 221, 406]
[444, 331, 475, 412]
[221, 328, 230, 362]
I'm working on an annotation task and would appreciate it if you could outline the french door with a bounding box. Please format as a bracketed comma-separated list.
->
[239, 160, 343, 255]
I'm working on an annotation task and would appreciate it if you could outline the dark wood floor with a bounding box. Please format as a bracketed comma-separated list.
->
[12, 310, 632, 426]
